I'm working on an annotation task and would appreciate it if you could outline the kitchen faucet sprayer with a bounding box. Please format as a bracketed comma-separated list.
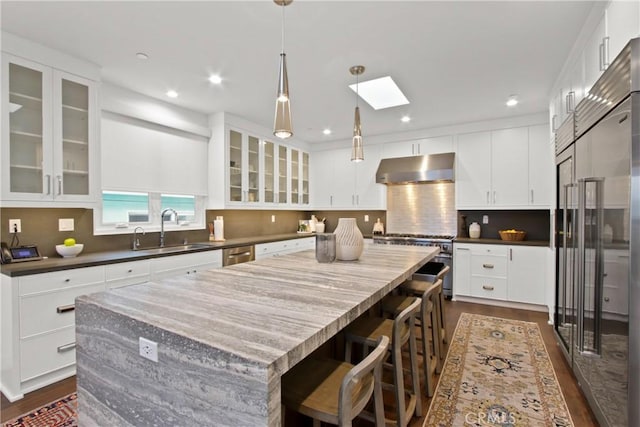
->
[159, 208, 178, 247]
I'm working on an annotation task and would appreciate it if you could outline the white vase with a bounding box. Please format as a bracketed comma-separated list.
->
[469, 222, 481, 239]
[334, 218, 364, 261]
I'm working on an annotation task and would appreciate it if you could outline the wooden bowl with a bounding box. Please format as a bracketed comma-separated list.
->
[499, 230, 526, 241]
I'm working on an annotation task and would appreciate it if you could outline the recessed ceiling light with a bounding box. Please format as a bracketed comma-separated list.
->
[166, 90, 178, 98]
[349, 76, 409, 110]
[136, 52, 149, 60]
[209, 74, 222, 84]
[322, 129, 332, 135]
[401, 115, 411, 123]
[506, 95, 518, 107]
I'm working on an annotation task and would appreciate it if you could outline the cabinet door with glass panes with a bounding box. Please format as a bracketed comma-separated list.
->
[290, 149, 309, 206]
[1, 54, 96, 203]
[227, 129, 260, 205]
[277, 145, 288, 204]
[263, 140, 277, 204]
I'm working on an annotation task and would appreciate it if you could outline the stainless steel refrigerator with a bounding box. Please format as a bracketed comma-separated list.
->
[554, 38, 639, 427]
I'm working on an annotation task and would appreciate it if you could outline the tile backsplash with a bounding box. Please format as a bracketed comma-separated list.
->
[385, 183, 456, 235]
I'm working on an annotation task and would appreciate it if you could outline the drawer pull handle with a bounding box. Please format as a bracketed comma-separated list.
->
[482, 285, 494, 291]
[57, 304, 75, 314]
[128, 269, 133, 273]
[604, 297, 610, 302]
[482, 264, 494, 269]
[64, 279, 71, 283]
[57, 342, 76, 353]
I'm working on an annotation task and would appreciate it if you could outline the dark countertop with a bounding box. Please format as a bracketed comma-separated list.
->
[454, 237, 550, 247]
[1, 233, 317, 277]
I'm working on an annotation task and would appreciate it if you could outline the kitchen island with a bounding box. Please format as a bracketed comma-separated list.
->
[75, 243, 438, 426]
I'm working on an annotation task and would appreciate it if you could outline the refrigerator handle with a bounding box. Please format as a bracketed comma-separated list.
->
[576, 179, 586, 353]
[593, 178, 604, 355]
[562, 183, 575, 326]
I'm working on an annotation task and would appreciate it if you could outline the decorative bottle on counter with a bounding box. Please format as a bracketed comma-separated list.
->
[469, 222, 481, 239]
[334, 218, 364, 261]
[459, 215, 468, 238]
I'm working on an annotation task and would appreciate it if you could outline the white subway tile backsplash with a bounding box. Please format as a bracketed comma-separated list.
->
[386, 183, 456, 235]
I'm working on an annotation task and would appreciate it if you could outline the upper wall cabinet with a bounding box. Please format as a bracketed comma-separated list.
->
[311, 144, 385, 210]
[382, 135, 454, 158]
[208, 114, 310, 209]
[456, 125, 552, 209]
[1, 54, 98, 206]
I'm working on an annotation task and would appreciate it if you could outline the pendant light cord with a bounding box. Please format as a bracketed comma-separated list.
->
[281, 3, 285, 54]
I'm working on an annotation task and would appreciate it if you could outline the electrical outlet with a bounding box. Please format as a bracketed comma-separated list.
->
[9, 219, 21, 233]
[139, 337, 158, 362]
[271, 215, 276, 223]
[483, 215, 489, 224]
[364, 215, 369, 222]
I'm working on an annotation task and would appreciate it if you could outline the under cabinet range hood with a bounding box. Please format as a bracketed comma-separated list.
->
[375, 152, 455, 184]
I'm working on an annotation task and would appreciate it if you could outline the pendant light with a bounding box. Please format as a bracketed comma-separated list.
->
[273, 0, 293, 139]
[350, 65, 365, 162]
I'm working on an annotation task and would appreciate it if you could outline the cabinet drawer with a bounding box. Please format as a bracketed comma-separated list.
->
[21, 326, 76, 382]
[603, 285, 628, 315]
[20, 282, 105, 337]
[471, 277, 507, 300]
[471, 255, 507, 277]
[19, 266, 104, 296]
[105, 260, 151, 281]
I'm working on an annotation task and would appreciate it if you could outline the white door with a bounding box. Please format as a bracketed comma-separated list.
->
[528, 124, 553, 208]
[456, 131, 491, 208]
[491, 127, 529, 207]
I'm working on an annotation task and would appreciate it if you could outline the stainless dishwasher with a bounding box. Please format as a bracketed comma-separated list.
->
[222, 245, 255, 266]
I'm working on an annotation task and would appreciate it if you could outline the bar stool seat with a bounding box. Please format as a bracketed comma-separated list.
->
[399, 265, 450, 371]
[381, 280, 441, 397]
[281, 336, 389, 427]
[344, 298, 422, 427]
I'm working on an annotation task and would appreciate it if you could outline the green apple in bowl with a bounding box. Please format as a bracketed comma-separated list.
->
[64, 238, 76, 247]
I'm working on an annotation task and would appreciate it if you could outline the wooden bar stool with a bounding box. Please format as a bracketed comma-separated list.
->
[381, 279, 441, 397]
[343, 298, 422, 427]
[399, 265, 450, 372]
[281, 335, 389, 427]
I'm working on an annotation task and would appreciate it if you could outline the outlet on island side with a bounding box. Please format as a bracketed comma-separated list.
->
[139, 337, 158, 362]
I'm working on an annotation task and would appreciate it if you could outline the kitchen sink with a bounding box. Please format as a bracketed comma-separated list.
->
[137, 243, 212, 254]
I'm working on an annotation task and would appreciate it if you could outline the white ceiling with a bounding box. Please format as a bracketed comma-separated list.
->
[1, 1, 595, 144]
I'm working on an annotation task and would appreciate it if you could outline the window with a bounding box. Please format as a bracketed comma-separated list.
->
[102, 191, 149, 224]
[161, 194, 195, 224]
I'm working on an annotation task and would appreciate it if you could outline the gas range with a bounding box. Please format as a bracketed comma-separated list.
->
[372, 233, 455, 255]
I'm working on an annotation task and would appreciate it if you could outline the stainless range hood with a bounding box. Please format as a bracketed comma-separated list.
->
[375, 152, 455, 184]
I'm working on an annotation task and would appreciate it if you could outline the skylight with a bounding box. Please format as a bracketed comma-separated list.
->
[349, 76, 409, 110]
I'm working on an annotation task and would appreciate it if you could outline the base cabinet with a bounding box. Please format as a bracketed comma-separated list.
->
[453, 243, 548, 307]
[150, 250, 222, 281]
[255, 237, 315, 260]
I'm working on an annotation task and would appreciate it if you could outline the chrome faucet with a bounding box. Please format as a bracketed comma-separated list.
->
[159, 208, 178, 247]
[132, 226, 145, 251]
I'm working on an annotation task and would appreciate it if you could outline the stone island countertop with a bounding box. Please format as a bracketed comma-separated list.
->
[75, 243, 439, 426]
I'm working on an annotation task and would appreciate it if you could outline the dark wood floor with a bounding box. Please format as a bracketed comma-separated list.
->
[0, 301, 598, 426]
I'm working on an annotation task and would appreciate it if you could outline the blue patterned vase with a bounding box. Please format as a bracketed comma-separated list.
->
[333, 218, 364, 261]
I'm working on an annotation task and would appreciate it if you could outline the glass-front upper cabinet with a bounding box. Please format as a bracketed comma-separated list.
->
[302, 152, 309, 205]
[291, 148, 299, 204]
[2, 54, 96, 204]
[278, 145, 288, 204]
[228, 130, 243, 202]
[263, 140, 276, 203]
[227, 129, 260, 204]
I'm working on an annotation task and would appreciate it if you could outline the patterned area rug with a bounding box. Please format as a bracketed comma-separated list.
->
[2, 393, 77, 427]
[424, 313, 574, 426]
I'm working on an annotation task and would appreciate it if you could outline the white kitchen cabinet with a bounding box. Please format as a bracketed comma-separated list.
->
[382, 135, 454, 158]
[528, 124, 553, 207]
[1, 53, 98, 205]
[290, 149, 310, 206]
[255, 237, 315, 260]
[584, 12, 606, 95]
[490, 127, 529, 207]
[507, 246, 546, 305]
[453, 242, 548, 308]
[456, 131, 492, 207]
[228, 129, 260, 205]
[453, 245, 471, 296]
[456, 126, 550, 209]
[150, 250, 222, 281]
[105, 260, 151, 289]
[606, 0, 640, 67]
[0, 266, 105, 401]
[311, 145, 384, 209]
